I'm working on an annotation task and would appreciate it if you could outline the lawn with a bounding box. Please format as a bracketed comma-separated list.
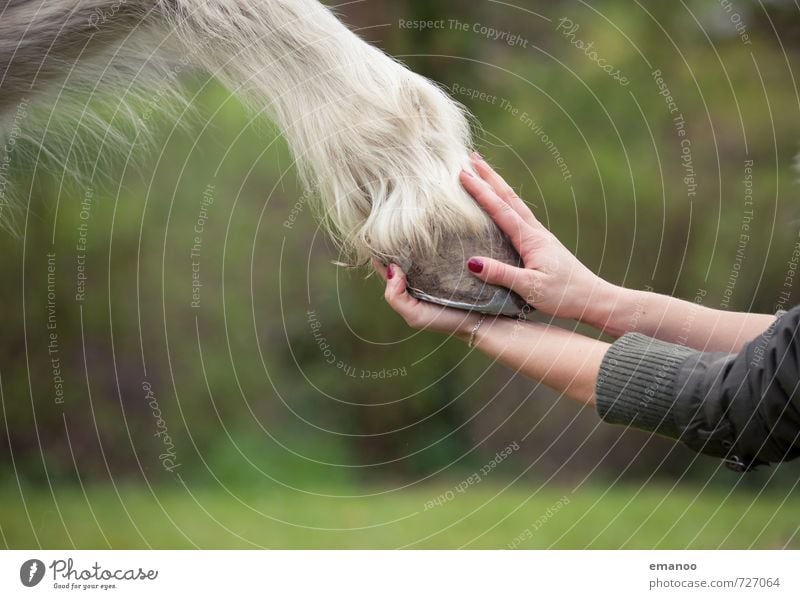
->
[2, 483, 796, 549]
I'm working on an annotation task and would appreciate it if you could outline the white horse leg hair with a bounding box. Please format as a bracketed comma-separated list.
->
[0, 0, 526, 315]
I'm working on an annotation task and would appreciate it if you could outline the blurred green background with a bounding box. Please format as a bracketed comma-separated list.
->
[1, 0, 799, 549]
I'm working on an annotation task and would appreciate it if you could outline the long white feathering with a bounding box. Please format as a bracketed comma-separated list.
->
[0, 0, 493, 263]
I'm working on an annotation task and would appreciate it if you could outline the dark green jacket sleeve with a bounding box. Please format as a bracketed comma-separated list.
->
[595, 306, 800, 471]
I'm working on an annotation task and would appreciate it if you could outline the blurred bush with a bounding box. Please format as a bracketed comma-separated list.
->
[2, 0, 800, 498]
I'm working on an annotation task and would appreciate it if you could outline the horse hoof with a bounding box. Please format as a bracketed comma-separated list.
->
[398, 226, 532, 318]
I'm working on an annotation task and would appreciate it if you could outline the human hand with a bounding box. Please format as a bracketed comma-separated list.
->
[460, 153, 615, 323]
[373, 260, 481, 338]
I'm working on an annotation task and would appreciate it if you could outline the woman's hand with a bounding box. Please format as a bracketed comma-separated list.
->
[460, 153, 615, 323]
[373, 260, 481, 338]
[375, 262, 607, 406]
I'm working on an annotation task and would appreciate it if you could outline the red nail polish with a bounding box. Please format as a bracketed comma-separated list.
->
[387, 264, 394, 279]
[467, 258, 484, 274]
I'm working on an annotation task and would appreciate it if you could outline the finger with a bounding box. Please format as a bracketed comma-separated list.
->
[383, 264, 418, 313]
[384, 264, 474, 332]
[372, 258, 388, 280]
[460, 169, 530, 253]
[467, 256, 536, 301]
[470, 153, 541, 228]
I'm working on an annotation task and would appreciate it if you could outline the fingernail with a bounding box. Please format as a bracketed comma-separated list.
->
[462, 169, 475, 178]
[467, 258, 484, 274]
[472, 151, 484, 162]
[387, 264, 394, 279]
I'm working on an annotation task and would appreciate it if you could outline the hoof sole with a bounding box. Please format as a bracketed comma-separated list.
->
[400, 227, 531, 318]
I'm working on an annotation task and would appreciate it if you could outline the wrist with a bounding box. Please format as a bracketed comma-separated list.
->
[454, 312, 483, 343]
[582, 281, 626, 332]
[455, 313, 513, 349]
[594, 286, 654, 337]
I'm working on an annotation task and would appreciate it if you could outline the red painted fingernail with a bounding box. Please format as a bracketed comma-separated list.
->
[387, 264, 394, 279]
[467, 258, 484, 273]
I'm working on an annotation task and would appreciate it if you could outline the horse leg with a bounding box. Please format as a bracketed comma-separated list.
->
[0, 0, 528, 317]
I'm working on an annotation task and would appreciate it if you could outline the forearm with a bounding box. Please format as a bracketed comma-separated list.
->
[595, 306, 800, 470]
[587, 284, 775, 352]
[456, 317, 610, 406]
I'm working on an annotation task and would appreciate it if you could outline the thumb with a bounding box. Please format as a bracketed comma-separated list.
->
[467, 257, 532, 297]
[384, 263, 409, 301]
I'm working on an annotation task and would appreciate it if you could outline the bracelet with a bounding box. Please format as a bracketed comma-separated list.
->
[468, 314, 487, 349]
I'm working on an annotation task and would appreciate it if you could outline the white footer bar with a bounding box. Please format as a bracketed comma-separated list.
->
[1, 550, 797, 597]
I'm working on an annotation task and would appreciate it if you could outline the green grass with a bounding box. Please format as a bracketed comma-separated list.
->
[2, 483, 797, 549]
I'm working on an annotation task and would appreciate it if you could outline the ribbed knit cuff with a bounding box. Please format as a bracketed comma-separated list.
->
[595, 333, 697, 439]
